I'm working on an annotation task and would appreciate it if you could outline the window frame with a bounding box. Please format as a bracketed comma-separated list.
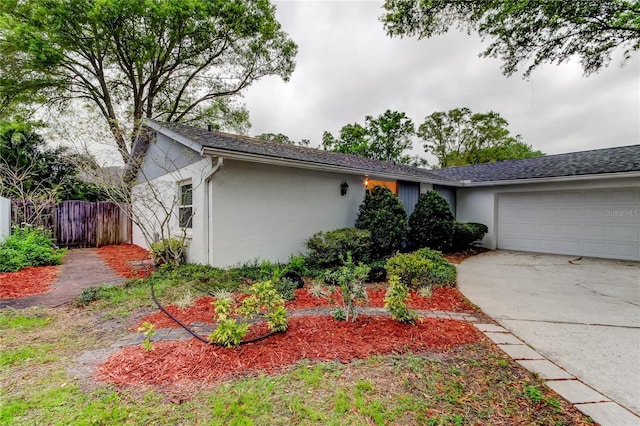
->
[178, 181, 193, 229]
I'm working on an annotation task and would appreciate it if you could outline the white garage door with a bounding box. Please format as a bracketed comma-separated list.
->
[497, 189, 640, 261]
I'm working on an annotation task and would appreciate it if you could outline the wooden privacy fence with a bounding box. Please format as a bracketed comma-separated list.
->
[11, 200, 131, 248]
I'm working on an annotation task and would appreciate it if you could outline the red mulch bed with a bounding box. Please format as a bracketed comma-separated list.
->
[138, 287, 476, 329]
[98, 315, 480, 386]
[0, 265, 60, 299]
[97, 244, 151, 278]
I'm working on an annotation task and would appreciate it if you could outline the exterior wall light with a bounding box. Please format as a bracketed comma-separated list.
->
[340, 181, 349, 196]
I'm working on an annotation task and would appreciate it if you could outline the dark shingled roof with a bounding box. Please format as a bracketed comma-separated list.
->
[146, 120, 451, 182]
[145, 120, 639, 185]
[428, 145, 640, 183]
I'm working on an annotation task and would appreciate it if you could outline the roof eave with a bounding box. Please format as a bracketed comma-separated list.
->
[145, 119, 205, 155]
[459, 170, 640, 187]
[200, 147, 456, 186]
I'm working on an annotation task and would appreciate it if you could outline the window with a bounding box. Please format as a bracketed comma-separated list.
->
[366, 179, 398, 194]
[178, 183, 193, 228]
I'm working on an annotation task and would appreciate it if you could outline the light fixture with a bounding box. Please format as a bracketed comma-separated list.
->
[340, 181, 349, 196]
[364, 176, 369, 188]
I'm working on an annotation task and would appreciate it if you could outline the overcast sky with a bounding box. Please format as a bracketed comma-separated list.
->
[244, 0, 640, 166]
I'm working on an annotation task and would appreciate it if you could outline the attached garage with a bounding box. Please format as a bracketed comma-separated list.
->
[431, 145, 640, 262]
[497, 189, 640, 261]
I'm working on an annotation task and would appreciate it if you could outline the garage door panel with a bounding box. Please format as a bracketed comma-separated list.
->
[558, 208, 582, 222]
[583, 224, 608, 238]
[539, 239, 559, 251]
[498, 189, 640, 261]
[610, 243, 639, 258]
[538, 224, 557, 235]
[611, 224, 638, 241]
[583, 242, 606, 256]
[559, 224, 582, 238]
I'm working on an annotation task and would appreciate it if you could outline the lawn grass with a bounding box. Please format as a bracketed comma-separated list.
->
[0, 304, 593, 425]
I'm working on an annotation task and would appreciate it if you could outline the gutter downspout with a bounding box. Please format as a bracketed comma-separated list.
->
[203, 157, 224, 265]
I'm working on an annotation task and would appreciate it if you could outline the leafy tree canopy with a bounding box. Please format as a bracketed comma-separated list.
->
[381, 0, 640, 76]
[322, 109, 426, 166]
[256, 132, 310, 146]
[417, 107, 543, 168]
[0, 123, 108, 201]
[0, 0, 298, 162]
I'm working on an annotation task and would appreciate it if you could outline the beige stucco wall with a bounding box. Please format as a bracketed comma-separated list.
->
[456, 176, 640, 249]
[207, 160, 367, 267]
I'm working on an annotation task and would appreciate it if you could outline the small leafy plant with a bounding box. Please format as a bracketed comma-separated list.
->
[137, 321, 156, 352]
[209, 280, 288, 348]
[323, 255, 370, 322]
[150, 238, 185, 266]
[385, 275, 418, 324]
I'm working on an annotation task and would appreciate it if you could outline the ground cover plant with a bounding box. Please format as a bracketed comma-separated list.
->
[0, 225, 65, 272]
[0, 245, 594, 424]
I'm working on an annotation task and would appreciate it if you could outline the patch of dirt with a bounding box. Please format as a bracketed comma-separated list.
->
[96, 244, 152, 278]
[0, 265, 60, 299]
[444, 247, 489, 264]
[98, 316, 481, 386]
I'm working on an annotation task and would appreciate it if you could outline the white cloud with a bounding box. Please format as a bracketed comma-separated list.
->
[245, 0, 639, 159]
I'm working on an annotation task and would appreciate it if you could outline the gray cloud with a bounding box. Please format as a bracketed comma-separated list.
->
[245, 1, 639, 161]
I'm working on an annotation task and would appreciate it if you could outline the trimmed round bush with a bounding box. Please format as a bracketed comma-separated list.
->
[408, 190, 454, 251]
[305, 227, 371, 267]
[355, 185, 407, 259]
[449, 222, 488, 252]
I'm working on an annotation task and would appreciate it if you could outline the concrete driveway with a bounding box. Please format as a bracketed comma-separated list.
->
[457, 251, 640, 422]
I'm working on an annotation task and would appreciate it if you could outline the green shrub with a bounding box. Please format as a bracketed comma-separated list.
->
[287, 255, 310, 276]
[387, 248, 457, 288]
[414, 248, 457, 287]
[150, 238, 185, 266]
[0, 226, 65, 272]
[426, 261, 457, 287]
[384, 275, 417, 324]
[385, 252, 431, 289]
[209, 280, 288, 348]
[408, 191, 454, 251]
[305, 228, 371, 267]
[414, 247, 446, 262]
[323, 255, 370, 322]
[272, 277, 297, 301]
[355, 186, 407, 259]
[449, 222, 488, 252]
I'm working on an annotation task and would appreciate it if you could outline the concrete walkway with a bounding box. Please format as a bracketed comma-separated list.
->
[457, 250, 640, 426]
[0, 248, 124, 309]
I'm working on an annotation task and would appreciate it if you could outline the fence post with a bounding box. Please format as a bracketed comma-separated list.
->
[0, 196, 10, 240]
